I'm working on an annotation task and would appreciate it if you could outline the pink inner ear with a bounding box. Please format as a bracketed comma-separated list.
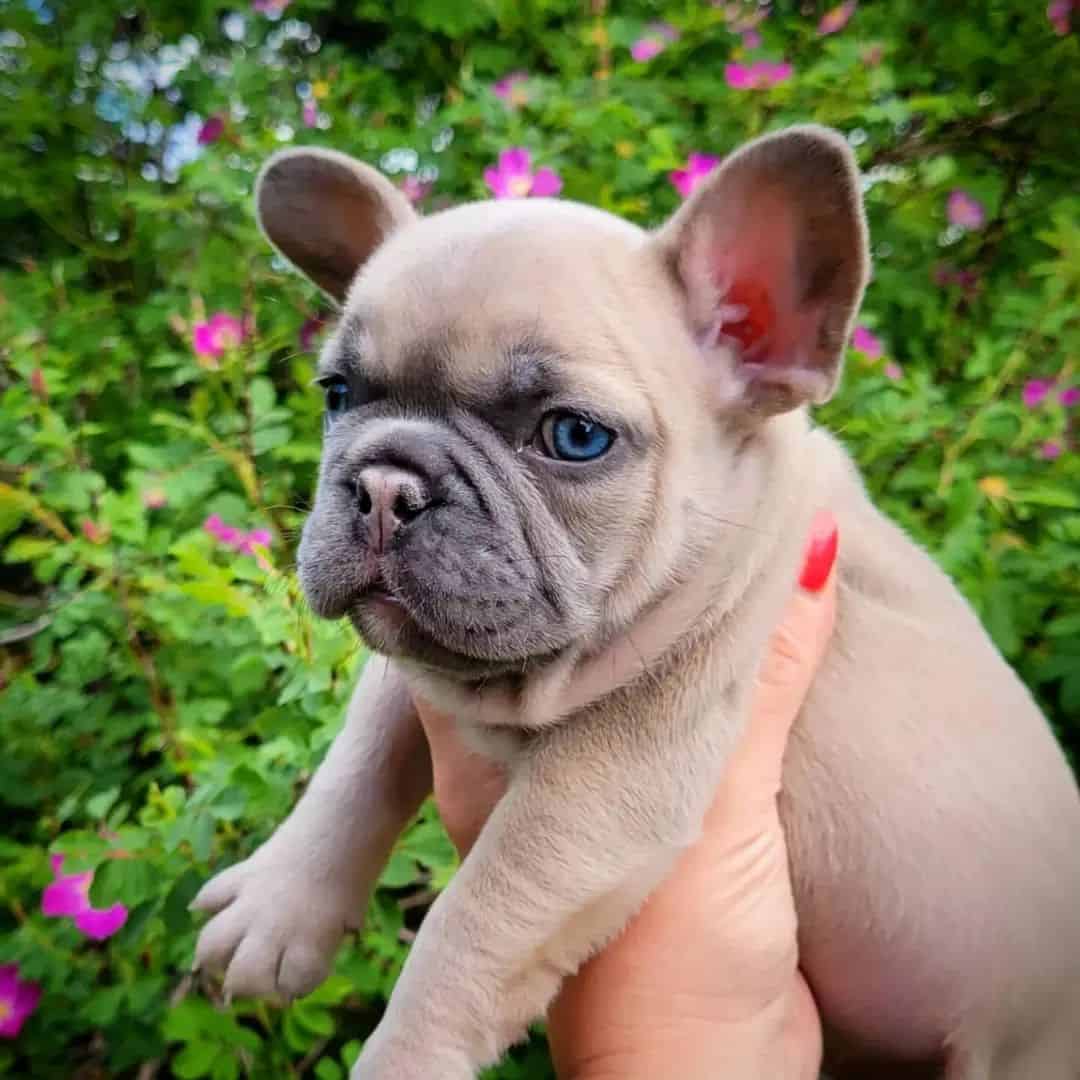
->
[707, 192, 825, 372]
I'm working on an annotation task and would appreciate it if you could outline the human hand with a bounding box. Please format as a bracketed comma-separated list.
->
[417, 510, 839, 1079]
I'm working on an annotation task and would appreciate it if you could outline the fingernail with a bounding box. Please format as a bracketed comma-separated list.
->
[798, 510, 838, 593]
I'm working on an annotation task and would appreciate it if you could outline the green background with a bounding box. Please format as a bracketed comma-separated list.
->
[1, 1, 1079, 1076]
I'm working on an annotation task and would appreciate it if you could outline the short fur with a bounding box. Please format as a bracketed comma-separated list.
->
[193, 126, 1080, 1079]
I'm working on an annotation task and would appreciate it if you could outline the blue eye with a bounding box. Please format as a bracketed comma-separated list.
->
[323, 377, 351, 416]
[540, 412, 615, 462]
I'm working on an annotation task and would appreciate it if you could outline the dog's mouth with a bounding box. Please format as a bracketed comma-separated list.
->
[348, 580, 526, 679]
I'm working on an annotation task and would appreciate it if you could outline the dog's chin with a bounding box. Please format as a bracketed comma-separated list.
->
[348, 593, 533, 681]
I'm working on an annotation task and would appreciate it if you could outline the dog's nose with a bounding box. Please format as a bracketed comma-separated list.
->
[355, 465, 431, 554]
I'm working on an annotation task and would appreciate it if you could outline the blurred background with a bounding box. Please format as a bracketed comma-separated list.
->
[1, 1, 1079, 1076]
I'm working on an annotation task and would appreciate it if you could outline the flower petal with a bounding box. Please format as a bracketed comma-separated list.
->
[529, 168, 563, 198]
[499, 147, 532, 178]
[631, 38, 664, 62]
[42, 873, 92, 917]
[483, 167, 509, 199]
[75, 903, 129, 941]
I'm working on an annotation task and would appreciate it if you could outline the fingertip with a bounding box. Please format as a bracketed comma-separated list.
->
[798, 510, 838, 594]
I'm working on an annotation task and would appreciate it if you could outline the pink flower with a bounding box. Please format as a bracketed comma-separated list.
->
[483, 149, 562, 200]
[630, 22, 679, 62]
[253, 0, 290, 14]
[80, 519, 108, 544]
[818, 1, 856, 35]
[142, 488, 168, 510]
[883, 362, 903, 381]
[42, 854, 128, 941]
[302, 101, 318, 128]
[193, 312, 245, 361]
[1041, 440, 1063, 460]
[741, 28, 763, 48]
[1048, 0, 1075, 34]
[1059, 386, 1080, 407]
[724, 60, 793, 90]
[947, 189, 985, 230]
[1023, 379, 1052, 409]
[668, 152, 721, 199]
[492, 71, 530, 107]
[852, 325, 884, 360]
[400, 175, 432, 204]
[299, 315, 327, 351]
[0, 965, 41, 1039]
[204, 515, 273, 559]
[197, 115, 225, 145]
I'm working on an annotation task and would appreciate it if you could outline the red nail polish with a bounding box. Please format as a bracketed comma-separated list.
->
[799, 510, 838, 593]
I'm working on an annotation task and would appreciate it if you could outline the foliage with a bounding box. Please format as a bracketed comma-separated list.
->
[1, 0, 1078, 1075]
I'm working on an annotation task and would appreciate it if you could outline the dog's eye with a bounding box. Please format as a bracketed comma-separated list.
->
[322, 376, 351, 416]
[539, 412, 615, 462]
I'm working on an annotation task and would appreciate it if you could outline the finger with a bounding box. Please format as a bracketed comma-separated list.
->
[753, 509, 839, 731]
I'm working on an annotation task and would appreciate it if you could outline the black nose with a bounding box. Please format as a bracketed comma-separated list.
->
[355, 465, 431, 554]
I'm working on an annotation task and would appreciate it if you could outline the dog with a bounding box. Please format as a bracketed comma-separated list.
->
[192, 126, 1080, 1078]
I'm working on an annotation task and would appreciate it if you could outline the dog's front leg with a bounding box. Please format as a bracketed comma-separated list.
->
[193, 655, 432, 1000]
[353, 693, 734, 1079]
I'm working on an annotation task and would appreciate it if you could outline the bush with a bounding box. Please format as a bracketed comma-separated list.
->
[1, 1, 1078, 1076]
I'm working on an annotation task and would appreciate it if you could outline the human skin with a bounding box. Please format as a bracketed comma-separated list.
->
[418, 511, 839, 1079]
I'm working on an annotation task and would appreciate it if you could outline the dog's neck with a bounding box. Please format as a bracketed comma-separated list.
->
[402, 412, 817, 736]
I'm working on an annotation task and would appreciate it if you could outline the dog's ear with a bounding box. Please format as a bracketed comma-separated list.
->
[255, 148, 417, 303]
[654, 125, 869, 416]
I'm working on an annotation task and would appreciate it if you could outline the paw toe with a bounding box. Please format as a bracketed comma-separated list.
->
[190, 863, 247, 914]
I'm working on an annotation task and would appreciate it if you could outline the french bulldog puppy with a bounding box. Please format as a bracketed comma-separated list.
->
[192, 126, 1080, 1078]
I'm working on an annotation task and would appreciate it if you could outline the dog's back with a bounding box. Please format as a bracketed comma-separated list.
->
[782, 428, 1080, 1078]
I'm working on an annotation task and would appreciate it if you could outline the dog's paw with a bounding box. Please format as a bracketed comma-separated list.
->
[191, 847, 361, 1001]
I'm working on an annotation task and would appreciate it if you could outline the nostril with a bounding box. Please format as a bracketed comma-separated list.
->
[356, 481, 373, 516]
[393, 491, 421, 523]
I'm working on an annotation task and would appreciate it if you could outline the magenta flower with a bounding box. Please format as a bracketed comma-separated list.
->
[483, 149, 562, 200]
[80, 519, 108, 545]
[724, 60, 793, 90]
[741, 28, 763, 48]
[253, 0, 290, 14]
[197, 115, 225, 146]
[883, 362, 903, 381]
[852, 325, 884, 360]
[947, 190, 986, 230]
[204, 515, 272, 558]
[1059, 386, 1080, 407]
[1041, 440, 1064, 460]
[193, 312, 245, 361]
[1048, 0, 1075, 34]
[1023, 379, 1053, 409]
[400, 175, 432, 204]
[492, 71, 530, 107]
[299, 315, 327, 351]
[42, 854, 128, 941]
[818, 1, 856, 35]
[142, 488, 168, 510]
[302, 101, 318, 128]
[630, 22, 679, 62]
[668, 153, 721, 200]
[0, 966, 40, 1039]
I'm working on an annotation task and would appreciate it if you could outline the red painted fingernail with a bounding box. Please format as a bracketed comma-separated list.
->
[798, 510, 838, 593]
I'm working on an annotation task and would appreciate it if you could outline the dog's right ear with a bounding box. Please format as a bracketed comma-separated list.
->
[255, 148, 417, 303]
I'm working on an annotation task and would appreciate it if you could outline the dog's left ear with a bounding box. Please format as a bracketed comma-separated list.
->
[654, 125, 869, 416]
